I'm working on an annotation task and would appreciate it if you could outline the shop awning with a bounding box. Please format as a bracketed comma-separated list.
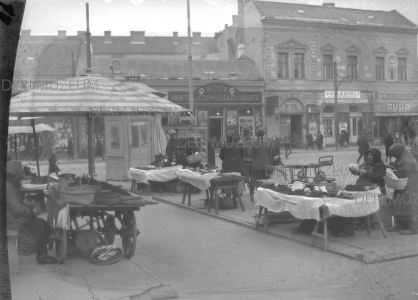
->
[8, 123, 56, 134]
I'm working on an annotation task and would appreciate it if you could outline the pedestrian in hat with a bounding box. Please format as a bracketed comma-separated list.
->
[249, 128, 272, 201]
[48, 148, 60, 177]
[219, 131, 244, 174]
[166, 130, 178, 162]
[357, 130, 370, 164]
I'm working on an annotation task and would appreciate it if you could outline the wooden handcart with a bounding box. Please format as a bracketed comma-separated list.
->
[46, 191, 158, 264]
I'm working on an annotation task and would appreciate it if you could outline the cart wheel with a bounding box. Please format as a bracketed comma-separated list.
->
[47, 214, 55, 250]
[55, 228, 67, 265]
[103, 215, 116, 245]
[297, 170, 307, 181]
[121, 212, 138, 259]
[316, 171, 326, 181]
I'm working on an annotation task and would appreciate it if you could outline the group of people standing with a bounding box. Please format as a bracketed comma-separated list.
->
[305, 132, 324, 151]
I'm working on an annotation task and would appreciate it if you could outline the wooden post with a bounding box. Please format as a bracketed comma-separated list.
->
[31, 119, 40, 176]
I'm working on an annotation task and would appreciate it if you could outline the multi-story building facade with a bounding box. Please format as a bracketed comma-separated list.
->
[219, 0, 418, 147]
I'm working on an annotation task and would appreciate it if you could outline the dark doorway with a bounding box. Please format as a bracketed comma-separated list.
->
[290, 115, 303, 148]
[209, 118, 222, 146]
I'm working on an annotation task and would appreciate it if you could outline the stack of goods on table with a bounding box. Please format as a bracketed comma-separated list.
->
[46, 175, 144, 206]
[265, 181, 340, 198]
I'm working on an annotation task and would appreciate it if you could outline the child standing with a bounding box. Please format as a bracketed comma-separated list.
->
[48, 148, 60, 177]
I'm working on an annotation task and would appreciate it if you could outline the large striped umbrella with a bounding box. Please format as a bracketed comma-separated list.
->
[9, 75, 187, 117]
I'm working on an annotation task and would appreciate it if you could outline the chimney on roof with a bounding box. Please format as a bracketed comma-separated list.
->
[232, 15, 238, 27]
[104, 31, 111, 44]
[237, 0, 246, 47]
[130, 31, 145, 44]
[21, 30, 31, 39]
[173, 32, 179, 44]
[236, 43, 246, 60]
[58, 30, 66, 39]
[323, 2, 335, 7]
[227, 38, 235, 61]
[192, 32, 202, 44]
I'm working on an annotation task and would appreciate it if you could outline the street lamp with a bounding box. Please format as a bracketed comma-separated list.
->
[109, 61, 120, 80]
[333, 62, 353, 151]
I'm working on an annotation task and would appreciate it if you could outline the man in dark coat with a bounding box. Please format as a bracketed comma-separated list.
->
[219, 132, 244, 175]
[317, 131, 324, 150]
[357, 130, 370, 164]
[305, 133, 314, 150]
[67, 136, 74, 161]
[165, 130, 178, 162]
[384, 133, 394, 162]
[248, 128, 272, 200]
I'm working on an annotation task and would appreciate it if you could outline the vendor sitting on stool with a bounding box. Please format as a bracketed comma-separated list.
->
[328, 148, 386, 237]
[6, 160, 58, 264]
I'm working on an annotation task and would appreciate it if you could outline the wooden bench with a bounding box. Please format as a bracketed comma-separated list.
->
[7, 229, 19, 274]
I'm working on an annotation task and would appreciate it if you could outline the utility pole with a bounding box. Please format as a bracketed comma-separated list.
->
[334, 62, 339, 151]
[86, 2, 95, 176]
[187, 0, 194, 124]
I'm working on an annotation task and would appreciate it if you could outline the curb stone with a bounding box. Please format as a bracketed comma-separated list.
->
[131, 286, 178, 300]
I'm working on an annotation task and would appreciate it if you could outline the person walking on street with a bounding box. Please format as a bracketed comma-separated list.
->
[317, 131, 324, 150]
[67, 136, 74, 161]
[283, 136, 291, 159]
[95, 135, 105, 161]
[48, 148, 60, 177]
[357, 130, 370, 164]
[384, 133, 394, 162]
[305, 133, 314, 150]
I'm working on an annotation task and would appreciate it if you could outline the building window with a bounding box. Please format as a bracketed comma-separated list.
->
[376, 57, 385, 80]
[294, 54, 305, 79]
[347, 56, 357, 80]
[324, 118, 333, 137]
[323, 55, 333, 79]
[398, 58, 407, 81]
[323, 106, 334, 113]
[277, 53, 289, 78]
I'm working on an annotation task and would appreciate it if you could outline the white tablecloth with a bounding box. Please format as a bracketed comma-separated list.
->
[176, 169, 219, 190]
[129, 165, 183, 184]
[255, 187, 381, 221]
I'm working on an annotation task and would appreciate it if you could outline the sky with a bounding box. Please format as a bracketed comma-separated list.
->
[20, 0, 418, 37]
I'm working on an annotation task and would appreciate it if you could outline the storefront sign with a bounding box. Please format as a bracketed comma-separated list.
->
[374, 102, 418, 114]
[325, 91, 361, 99]
[168, 82, 262, 104]
[377, 92, 418, 102]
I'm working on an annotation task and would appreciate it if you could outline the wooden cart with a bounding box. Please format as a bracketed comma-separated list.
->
[46, 191, 158, 264]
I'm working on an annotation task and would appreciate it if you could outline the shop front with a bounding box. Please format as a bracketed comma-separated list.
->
[319, 91, 370, 146]
[167, 82, 264, 147]
[274, 98, 305, 148]
[374, 92, 418, 142]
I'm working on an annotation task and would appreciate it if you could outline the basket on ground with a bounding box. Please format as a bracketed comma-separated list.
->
[384, 177, 408, 190]
[185, 153, 203, 165]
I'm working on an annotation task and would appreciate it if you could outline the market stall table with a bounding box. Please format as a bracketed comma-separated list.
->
[129, 165, 183, 195]
[176, 169, 245, 215]
[254, 187, 388, 251]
